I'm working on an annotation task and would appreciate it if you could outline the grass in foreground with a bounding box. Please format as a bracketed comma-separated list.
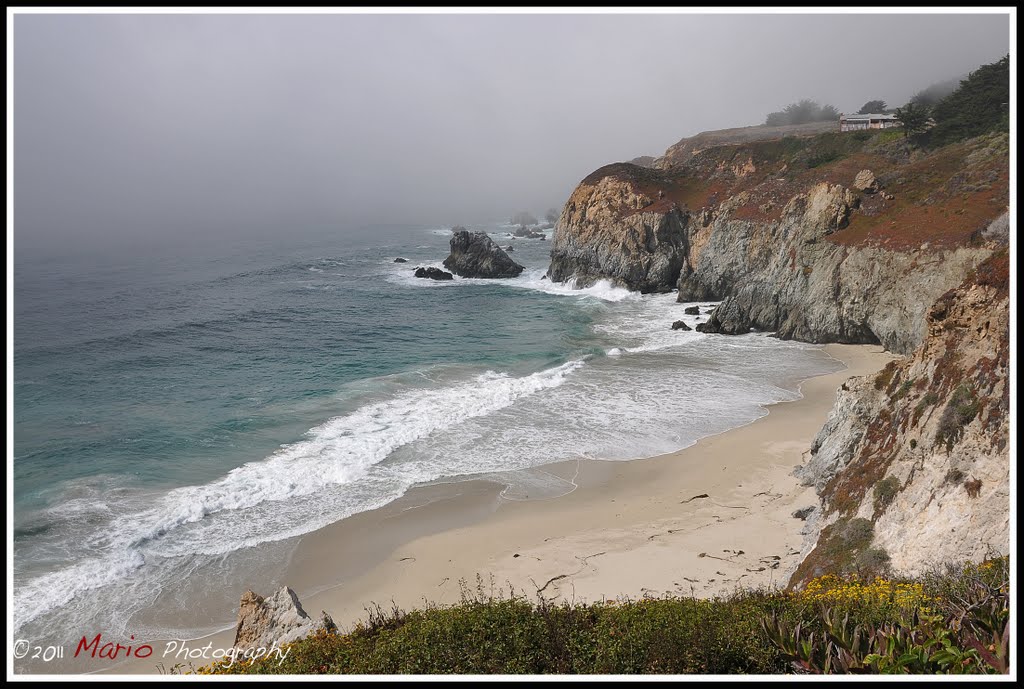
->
[198, 557, 1008, 675]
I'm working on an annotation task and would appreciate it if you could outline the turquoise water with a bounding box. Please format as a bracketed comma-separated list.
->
[13, 222, 842, 643]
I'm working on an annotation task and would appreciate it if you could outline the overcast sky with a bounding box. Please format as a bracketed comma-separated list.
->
[12, 12, 1011, 253]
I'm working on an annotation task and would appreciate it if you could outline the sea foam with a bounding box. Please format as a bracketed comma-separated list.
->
[13, 359, 585, 632]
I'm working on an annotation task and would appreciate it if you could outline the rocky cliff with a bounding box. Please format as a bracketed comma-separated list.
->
[551, 130, 1008, 354]
[791, 248, 1009, 582]
[547, 164, 690, 293]
[547, 127, 1009, 579]
[683, 181, 993, 354]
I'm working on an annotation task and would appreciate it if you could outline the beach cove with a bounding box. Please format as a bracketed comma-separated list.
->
[106, 343, 894, 675]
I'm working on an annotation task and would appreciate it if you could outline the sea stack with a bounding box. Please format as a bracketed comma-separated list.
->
[443, 229, 525, 278]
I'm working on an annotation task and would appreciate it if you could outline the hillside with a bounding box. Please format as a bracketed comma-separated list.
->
[656, 120, 839, 168]
[204, 558, 1009, 675]
[791, 248, 1009, 583]
[546, 118, 1009, 579]
[550, 128, 1007, 348]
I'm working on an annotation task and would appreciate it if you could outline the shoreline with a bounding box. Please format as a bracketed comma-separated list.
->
[89, 342, 895, 676]
[293, 343, 895, 617]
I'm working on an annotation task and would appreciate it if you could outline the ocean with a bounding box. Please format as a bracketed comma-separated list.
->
[12, 222, 843, 646]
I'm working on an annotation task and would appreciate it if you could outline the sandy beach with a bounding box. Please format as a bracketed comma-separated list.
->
[94, 342, 895, 675]
[293, 343, 896, 618]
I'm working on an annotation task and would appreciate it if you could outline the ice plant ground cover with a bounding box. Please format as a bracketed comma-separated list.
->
[197, 557, 1008, 675]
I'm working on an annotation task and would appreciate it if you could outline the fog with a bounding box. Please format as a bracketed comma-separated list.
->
[12, 12, 1010, 253]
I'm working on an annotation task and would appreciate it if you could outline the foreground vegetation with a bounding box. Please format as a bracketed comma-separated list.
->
[201, 557, 1008, 675]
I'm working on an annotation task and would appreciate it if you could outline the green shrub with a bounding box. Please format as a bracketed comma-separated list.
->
[874, 128, 905, 145]
[855, 548, 891, 574]
[873, 476, 901, 513]
[892, 379, 914, 401]
[929, 55, 1009, 146]
[807, 150, 842, 169]
[201, 593, 789, 675]
[818, 518, 877, 575]
[842, 518, 875, 546]
[764, 557, 1009, 674]
[935, 384, 980, 451]
[913, 391, 940, 425]
[874, 362, 898, 391]
[200, 558, 1010, 675]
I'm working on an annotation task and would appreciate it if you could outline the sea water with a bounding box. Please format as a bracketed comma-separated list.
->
[13, 222, 842, 646]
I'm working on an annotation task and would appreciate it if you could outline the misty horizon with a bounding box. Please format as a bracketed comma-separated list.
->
[12, 11, 1011, 255]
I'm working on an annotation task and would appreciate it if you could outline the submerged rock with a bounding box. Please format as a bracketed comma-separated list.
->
[443, 230, 524, 279]
[671, 320, 692, 331]
[234, 587, 336, 652]
[393, 257, 408, 263]
[414, 266, 454, 280]
[683, 306, 700, 315]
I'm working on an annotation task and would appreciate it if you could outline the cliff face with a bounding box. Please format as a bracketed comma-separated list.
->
[682, 181, 992, 354]
[547, 164, 690, 293]
[791, 249, 1009, 582]
[548, 127, 1009, 579]
[551, 131, 1008, 354]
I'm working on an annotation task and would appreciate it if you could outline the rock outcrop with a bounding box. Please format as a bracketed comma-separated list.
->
[233, 587, 337, 652]
[549, 131, 1006, 355]
[675, 181, 991, 354]
[547, 163, 690, 293]
[791, 249, 1009, 583]
[629, 155, 658, 168]
[670, 320, 691, 331]
[414, 267, 454, 280]
[513, 227, 546, 239]
[695, 305, 750, 335]
[853, 169, 879, 193]
[444, 230, 524, 279]
[547, 126, 1008, 580]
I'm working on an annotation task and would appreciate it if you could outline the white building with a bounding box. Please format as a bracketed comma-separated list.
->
[839, 113, 900, 132]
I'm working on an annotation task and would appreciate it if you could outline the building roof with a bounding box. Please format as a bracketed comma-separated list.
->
[841, 113, 898, 120]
